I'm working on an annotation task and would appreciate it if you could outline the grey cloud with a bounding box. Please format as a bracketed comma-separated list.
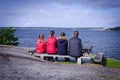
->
[47, 0, 120, 9]
[1, 0, 120, 9]
[79, 0, 120, 9]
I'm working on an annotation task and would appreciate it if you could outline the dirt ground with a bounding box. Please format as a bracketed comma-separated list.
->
[0, 45, 120, 80]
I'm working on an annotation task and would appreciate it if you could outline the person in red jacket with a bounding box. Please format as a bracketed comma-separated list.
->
[46, 30, 57, 54]
[36, 34, 46, 53]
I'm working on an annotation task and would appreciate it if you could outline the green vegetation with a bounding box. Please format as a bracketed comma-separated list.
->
[110, 26, 120, 31]
[56, 54, 120, 69]
[90, 54, 120, 69]
[0, 27, 19, 46]
[103, 58, 120, 69]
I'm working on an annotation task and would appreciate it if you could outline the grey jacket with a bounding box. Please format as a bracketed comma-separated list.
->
[68, 37, 83, 57]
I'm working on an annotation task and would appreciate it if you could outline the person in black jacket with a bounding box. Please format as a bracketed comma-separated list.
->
[68, 31, 83, 61]
[57, 32, 69, 61]
[57, 32, 68, 55]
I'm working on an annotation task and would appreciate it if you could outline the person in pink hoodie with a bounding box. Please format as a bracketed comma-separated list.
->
[46, 30, 57, 54]
[36, 34, 46, 53]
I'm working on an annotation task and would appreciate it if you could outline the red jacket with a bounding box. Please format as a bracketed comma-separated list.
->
[46, 36, 57, 54]
[36, 39, 46, 53]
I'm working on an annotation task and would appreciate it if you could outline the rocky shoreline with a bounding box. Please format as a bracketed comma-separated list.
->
[0, 45, 120, 80]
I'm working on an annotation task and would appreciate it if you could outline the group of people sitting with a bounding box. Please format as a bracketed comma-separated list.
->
[36, 30, 83, 61]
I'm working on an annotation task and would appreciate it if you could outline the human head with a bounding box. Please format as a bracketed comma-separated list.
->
[50, 30, 55, 37]
[74, 31, 79, 37]
[39, 34, 44, 38]
[60, 32, 65, 36]
[39, 34, 44, 39]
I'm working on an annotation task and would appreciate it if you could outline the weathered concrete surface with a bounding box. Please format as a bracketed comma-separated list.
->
[0, 45, 120, 80]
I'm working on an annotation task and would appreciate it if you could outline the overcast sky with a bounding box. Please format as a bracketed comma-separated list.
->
[0, 0, 120, 28]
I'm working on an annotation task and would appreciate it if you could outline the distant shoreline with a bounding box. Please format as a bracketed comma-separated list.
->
[110, 26, 120, 31]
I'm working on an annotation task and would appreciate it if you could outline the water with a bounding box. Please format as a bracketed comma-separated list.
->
[15, 27, 120, 60]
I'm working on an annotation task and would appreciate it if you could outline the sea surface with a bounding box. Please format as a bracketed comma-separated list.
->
[15, 27, 120, 60]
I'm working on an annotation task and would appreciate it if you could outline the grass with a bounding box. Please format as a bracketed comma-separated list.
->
[55, 54, 120, 69]
[102, 58, 120, 69]
[90, 54, 120, 69]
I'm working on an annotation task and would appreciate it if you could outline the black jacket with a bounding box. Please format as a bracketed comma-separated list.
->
[57, 39, 68, 55]
[68, 37, 83, 57]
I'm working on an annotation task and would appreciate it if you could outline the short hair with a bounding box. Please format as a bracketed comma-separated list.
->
[50, 30, 54, 34]
[60, 32, 65, 36]
[74, 31, 79, 36]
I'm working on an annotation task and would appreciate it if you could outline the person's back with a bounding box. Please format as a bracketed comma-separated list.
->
[68, 31, 83, 58]
[57, 32, 68, 55]
[36, 34, 46, 53]
[46, 30, 57, 54]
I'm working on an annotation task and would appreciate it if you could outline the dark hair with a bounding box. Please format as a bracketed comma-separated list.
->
[60, 32, 65, 36]
[50, 30, 54, 34]
[74, 31, 79, 36]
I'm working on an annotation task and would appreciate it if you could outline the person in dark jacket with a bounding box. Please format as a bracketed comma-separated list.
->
[57, 32, 69, 61]
[68, 31, 83, 61]
[57, 32, 68, 55]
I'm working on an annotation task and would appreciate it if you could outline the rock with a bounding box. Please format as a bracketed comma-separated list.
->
[0, 45, 120, 80]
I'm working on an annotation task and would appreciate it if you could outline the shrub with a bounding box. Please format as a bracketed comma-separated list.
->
[0, 27, 19, 46]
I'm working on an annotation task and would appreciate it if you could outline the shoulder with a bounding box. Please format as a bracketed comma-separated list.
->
[52, 36, 57, 40]
[78, 38, 82, 41]
[47, 37, 57, 41]
[46, 37, 52, 40]
[63, 36, 67, 41]
[69, 37, 75, 40]
[69, 37, 81, 41]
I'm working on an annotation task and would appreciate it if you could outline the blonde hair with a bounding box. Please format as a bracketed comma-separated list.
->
[58, 32, 67, 40]
[39, 34, 44, 42]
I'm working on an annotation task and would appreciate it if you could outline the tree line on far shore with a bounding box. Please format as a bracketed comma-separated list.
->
[110, 26, 120, 31]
